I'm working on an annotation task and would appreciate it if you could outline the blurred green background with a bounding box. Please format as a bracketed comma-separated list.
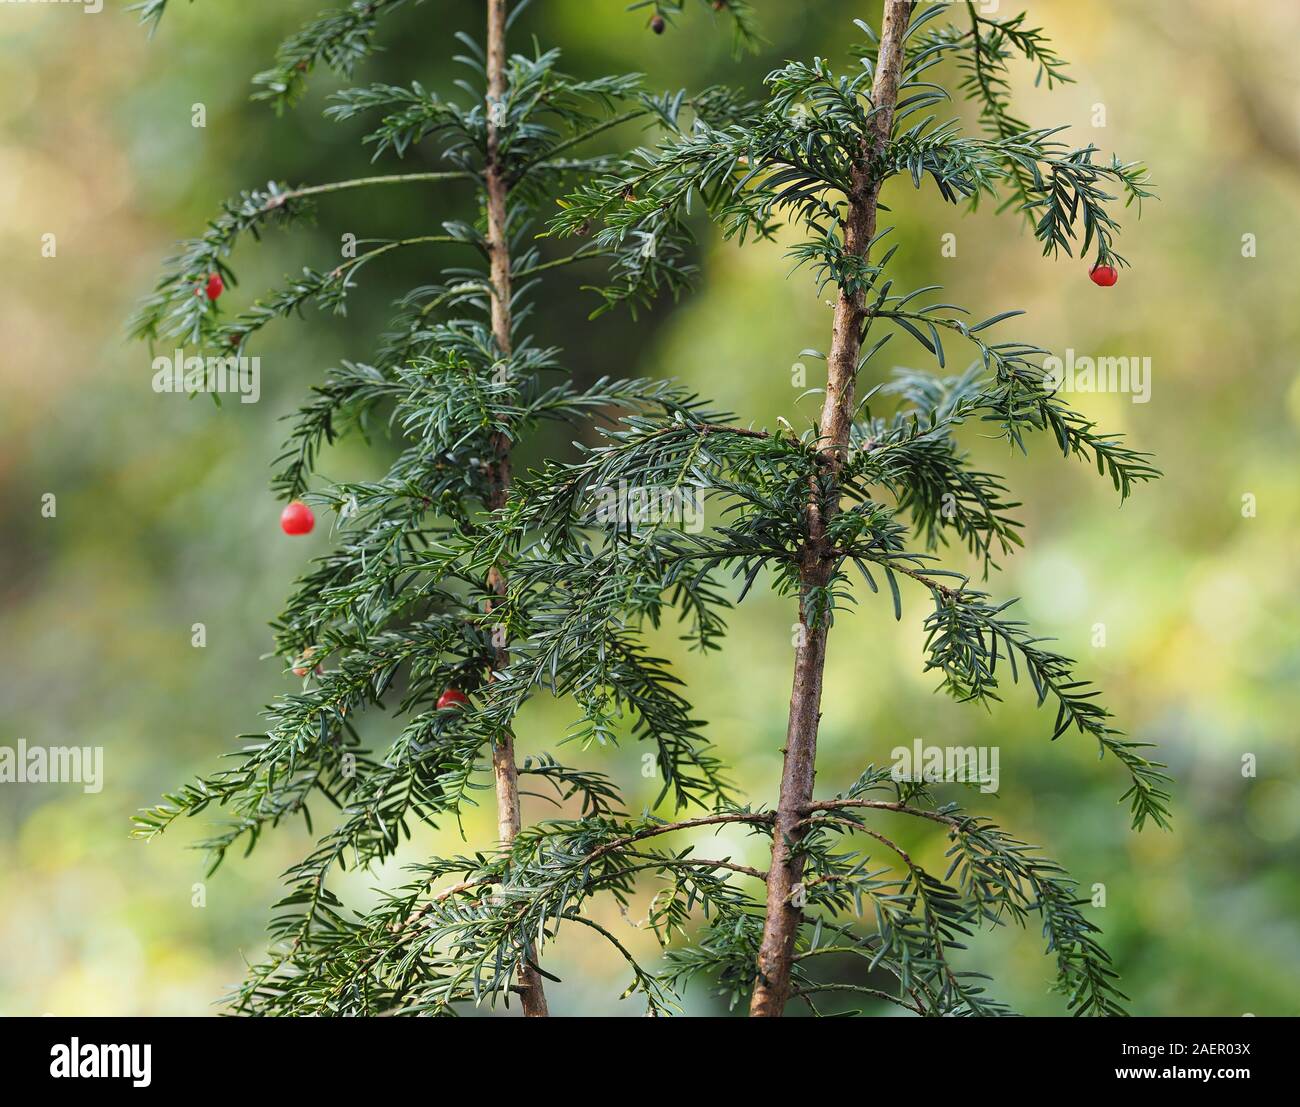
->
[2, 0, 1298, 1016]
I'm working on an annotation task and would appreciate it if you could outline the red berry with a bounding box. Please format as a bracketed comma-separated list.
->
[205, 273, 224, 301]
[437, 688, 470, 710]
[280, 500, 315, 535]
[651, 15, 665, 34]
[1089, 263, 1118, 287]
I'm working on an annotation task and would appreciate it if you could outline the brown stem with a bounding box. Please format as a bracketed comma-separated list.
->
[585, 812, 775, 865]
[483, 0, 548, 1018]
[801, 797, 965, 830]
[748, 0, 916, 1019]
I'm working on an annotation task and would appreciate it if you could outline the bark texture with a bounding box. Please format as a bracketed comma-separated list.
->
[483, 0, 549, 1018]
[749, 0, 916, 1019]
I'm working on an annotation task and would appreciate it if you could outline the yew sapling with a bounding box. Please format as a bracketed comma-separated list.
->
[132, 0, 1163, 1017]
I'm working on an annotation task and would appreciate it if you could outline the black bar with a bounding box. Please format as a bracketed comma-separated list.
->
[0, 1016, 1290, 1092]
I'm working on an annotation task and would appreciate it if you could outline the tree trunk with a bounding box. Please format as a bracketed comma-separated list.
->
[749, 0, 915, 1019]
[483, 0, 549, 1018]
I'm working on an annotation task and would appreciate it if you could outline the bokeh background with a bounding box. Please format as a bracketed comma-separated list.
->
[2, 0, 1298, 1017]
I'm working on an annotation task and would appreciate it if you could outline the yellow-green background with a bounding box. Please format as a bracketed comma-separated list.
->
[1, 0, 1297, 1016]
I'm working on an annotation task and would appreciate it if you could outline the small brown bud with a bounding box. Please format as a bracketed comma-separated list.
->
[651, 15, 665, 34]
[292, 646, 322, 678]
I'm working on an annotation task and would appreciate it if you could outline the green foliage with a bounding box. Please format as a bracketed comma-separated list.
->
[134, 2, 1163, 1016]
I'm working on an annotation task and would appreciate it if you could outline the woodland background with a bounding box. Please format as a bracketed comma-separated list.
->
[1, 0, 1297, 1016]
